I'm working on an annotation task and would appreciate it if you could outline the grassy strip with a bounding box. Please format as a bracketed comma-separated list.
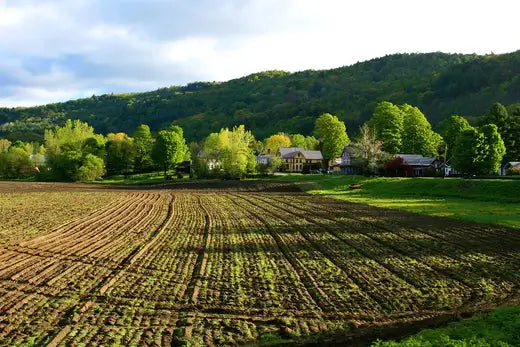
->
[96, 172, 169, 185]
[372, 305, 520, 346]
[269, 175, 520, 229]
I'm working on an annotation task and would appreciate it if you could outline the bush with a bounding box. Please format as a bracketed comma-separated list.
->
[75, 154, 105, 182]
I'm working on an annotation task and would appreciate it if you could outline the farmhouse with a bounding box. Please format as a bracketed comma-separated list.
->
[500, 161, 520, 176]
[279, 147, 323, 172]
[394, 154, 440, 177]
[329, 146, 361, 174]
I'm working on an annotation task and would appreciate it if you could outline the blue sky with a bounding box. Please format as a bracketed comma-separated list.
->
[0, 0, 519, 107]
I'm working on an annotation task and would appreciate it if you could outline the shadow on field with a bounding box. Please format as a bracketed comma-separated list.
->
[0, 180, 303, 193]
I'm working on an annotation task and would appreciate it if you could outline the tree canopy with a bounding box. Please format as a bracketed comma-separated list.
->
[313, 113, 349, 160]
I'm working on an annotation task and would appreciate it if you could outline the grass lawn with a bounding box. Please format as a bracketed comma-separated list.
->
[96, 172, 171, 185]
[272, 175, 520, 229]
[373, 304, 520, 346]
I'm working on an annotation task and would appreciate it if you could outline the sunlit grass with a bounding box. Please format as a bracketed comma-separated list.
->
[271, 175, 520, 229]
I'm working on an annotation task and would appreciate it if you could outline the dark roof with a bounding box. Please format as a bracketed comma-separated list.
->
[397, 154, 438, 166]
[279, 147, 323, 160]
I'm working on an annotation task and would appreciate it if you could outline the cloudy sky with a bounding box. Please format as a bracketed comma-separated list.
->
[0, 0, 519, 107]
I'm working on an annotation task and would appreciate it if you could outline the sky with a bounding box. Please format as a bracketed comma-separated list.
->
[0, 0, 519, 107]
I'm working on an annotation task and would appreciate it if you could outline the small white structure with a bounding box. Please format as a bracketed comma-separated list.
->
[256, 154, 274, 165]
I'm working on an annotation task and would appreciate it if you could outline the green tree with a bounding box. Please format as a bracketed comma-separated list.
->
[400, 104, 442, 156]
[133, 124, 154, 173]
[367, 101, 403, 154]
[290, 134, 319, 150]
[452, 124, 505, 175]
[487, 102, 508, 131]
[44, 119, 106, 181]
[152, 125, 189, 177]
[313, 113, 350, 160]
[0, 139, 11, 152]
[487, 102, 520, 162]
[442, 115, 471, 160]
[264, 133, 291, 154]
[220, 125, 255, 178]
[479, 124, 506, 174]
[105, 132, 135, 176]
[0, 146, 33, 178]
[76, 154, 105, 181]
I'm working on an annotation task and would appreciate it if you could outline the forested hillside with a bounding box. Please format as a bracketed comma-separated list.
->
[1, 50, 519, 141]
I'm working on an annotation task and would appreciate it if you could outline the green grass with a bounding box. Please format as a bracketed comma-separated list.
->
[372, 305, 520, 346]
[270, 175, 520, 229]
[96, 172, 172, 185]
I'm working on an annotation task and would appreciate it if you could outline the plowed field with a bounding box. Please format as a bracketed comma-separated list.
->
[0, 181, 519, 346]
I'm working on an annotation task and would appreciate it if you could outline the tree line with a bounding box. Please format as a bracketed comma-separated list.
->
[0, 100, 517, 181]
[1, 50, 520, 143]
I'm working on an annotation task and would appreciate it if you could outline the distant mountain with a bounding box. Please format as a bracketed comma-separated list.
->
[1, 50, 519, 142]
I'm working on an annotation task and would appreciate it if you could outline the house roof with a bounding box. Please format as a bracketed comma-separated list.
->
[507, 162, 520, 168]
[397, 154, 438, 166]
[279, 147, 323, 160]
[279, 147, 304, 156]
[257, 154, 274, 159]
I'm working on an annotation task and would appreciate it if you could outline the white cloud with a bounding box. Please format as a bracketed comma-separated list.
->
[0, 0, 519, 106]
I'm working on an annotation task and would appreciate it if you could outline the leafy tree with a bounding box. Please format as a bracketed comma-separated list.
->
[367, 101, 403, 154]
[400, 104, 442, 156]
[220, 125, 255, 178]
[152, 125, 189, 177]
[264, 133, 291, 154]
[313, 113, 350, 160]
[486, 102, 520, 162]
[452, 127, 481, 175]
[442, 115, 471, 160]
[290, 134, 319, 150]
[0, 139, 11, 152]
[268, 156, 282, 173]
[133, 124, 154, 173]
[44, 119, 106, 181]
[76, 154, 105, 181]
[452, 124, 506, 175]
[105, 133, 135, 176]
[197, 125, 255, 178]
[479, 124, 506, 174]
[487, 102, 509, 131]
[0, 146, 33, 178]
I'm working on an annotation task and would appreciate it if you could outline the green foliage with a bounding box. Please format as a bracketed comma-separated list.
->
[486, 103, 520, 162]
[290, 134, 319, 150]
[105, 133, 135, 176]
[400, 104, 442, 156]
[197, 125, 256, 178]
[0, 146, 33, 178]
[76, 154, 105, 182]
[271, 175, 520, 228]
[0, 139, 11, 152]
[367, 101, 404, 154]
[133, 124, 154, 173]
[313, 113, 349, 160]
[151, 125, 189, 176]
[3, 51, 520, 142]
[442, 115, 471, 160]
[452, 124, 506, 175]
[264, 133, 291, 154]
[373, 305, 520, 346]
[44, 119, 106, 181]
